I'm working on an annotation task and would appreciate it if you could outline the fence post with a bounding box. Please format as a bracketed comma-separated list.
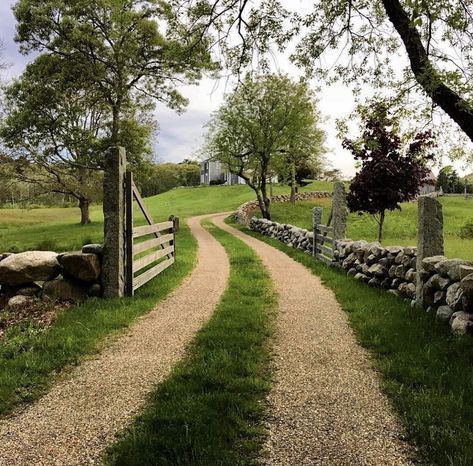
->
[332, 181, 348, 241]
[312, 207, 323, 257]
[103, 146, 127, 298]
[416, 196, 444, 307]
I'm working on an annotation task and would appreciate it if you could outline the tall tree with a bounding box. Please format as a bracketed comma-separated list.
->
[13, 0, 216, 146]
[176, 1, 473, 145]
[204, 74, 325, 219]
[344, 103, 435, 242]
[1, 55, 154, 224]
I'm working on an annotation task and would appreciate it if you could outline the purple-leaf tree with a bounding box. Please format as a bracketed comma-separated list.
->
[344, 104, 435, 243]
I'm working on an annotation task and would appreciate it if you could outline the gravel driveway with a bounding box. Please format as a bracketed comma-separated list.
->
[212, 215, 416, 466]
[0, 214, 230, 465]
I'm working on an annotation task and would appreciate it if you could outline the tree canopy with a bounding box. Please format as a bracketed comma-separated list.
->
[1, 54, 154, 224]
[13, 0, 217, 145]
[204, 73, 325, 219]
[175, 0, 473, 152]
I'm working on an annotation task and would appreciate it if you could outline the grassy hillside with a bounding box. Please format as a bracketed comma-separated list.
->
[0, 182, 333, 252]
[268, 196, 473, 260]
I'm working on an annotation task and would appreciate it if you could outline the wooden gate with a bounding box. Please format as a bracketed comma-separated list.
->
[125, 171, 176, 296]
[312, 207, 334, 265]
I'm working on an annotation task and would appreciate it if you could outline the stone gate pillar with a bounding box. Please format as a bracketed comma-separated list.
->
[416, 196, 444, 307]
[103, 146, 127, 298]
[332, 182, 348, 240]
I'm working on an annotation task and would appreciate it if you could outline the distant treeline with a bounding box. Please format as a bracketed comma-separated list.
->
[0, 160, 200, 208]
[139, 160, 200, 198]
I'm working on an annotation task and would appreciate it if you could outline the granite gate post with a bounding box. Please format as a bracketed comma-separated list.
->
[332, 182, 348, 240]
[103, 147, 127, 298]
[416, 196, 444, 307]
[312, 207, 323, 257]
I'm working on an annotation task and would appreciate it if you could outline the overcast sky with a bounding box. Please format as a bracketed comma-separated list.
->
[0, 1, 468, 177]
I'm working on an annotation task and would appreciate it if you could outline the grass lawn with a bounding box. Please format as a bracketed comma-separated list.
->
[0, 224, 197, 416]
[0, 181, 333, 252]
[234, 220, 473, 466]
[267, 196, 473, 259]
[105, 221, 276, 466]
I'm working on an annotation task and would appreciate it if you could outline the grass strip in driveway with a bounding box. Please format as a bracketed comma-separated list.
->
[0, 224, 197, 417]
[231, 219, 473, 466]
[105, 220, 276, 466]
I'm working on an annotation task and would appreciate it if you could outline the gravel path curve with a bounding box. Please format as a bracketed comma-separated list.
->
[0, 214, 230, 465]
[212, 215, 415, 466]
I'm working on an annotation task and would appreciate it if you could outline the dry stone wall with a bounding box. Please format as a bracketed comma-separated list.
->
[249, 216, 473, 336]
[0, 244, 104, 311]
[235, 191, 331, 224]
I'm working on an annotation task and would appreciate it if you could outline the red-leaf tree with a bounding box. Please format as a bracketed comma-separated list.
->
[344, 104, 435, 243]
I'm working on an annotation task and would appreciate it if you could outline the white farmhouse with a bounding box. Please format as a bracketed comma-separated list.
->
[200, 159, 246, 185]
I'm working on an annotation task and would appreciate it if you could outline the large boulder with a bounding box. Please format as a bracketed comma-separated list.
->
[0, 251, 59, 286]
[59, 253, 101, 282]
[42, 278, 89, 302]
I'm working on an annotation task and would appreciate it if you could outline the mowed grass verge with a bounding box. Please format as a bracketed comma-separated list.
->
[268, 196, 473, 259]
[0, 181, 333, 252]
[0, 224, 197, 416]
[105, 221, 276, 466]
[232, 220, 473, 466]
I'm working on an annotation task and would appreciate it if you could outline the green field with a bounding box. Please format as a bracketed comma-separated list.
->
[0, 182, 334, 252]
[268, 196, 473, 260]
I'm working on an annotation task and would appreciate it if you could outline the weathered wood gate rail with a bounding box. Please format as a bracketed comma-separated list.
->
[125, 172, 177, 296]
[312, 207, 335, 265]
[102, 147, 177, 298]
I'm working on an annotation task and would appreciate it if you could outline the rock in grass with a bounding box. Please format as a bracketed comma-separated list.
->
[8, 295, 34, 309]
[0, 251, 60, 286]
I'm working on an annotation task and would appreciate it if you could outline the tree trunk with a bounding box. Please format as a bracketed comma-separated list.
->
[79, 198, 91, 225]
[261, 175, 271, 220]
[378, 210, 385, 243]
[290, 162, 296, 204]
[382, 0, 473, 142]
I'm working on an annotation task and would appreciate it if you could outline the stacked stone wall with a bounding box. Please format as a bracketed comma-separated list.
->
[235, 191, 331, 225]
[0, 244, 104, 311]
[249, 216, 473, 335]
